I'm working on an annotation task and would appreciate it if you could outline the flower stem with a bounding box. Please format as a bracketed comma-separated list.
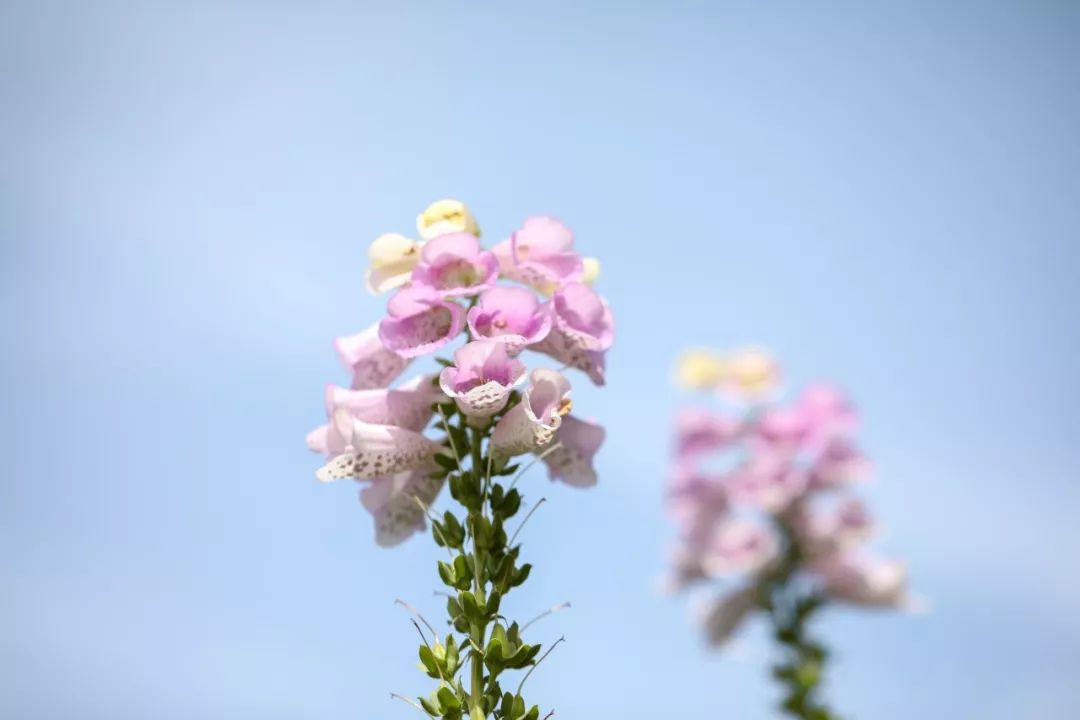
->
[468, 422, 488, 717]
[763, 517, 838, 720]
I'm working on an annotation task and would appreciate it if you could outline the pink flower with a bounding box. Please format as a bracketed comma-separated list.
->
[808, 437, 871, 490]
[798, 383, 858, 440]
[532, 282, 614, 386]
[724, 451, 808, 512]
[698, 519, 779, 577]
[794, 497, 874, 558]
[333, 323, 412, 390]
[814, 554, 908, 608]
[667, 468, 730, 543]
[699, 585, 759, 647]
[492, 216, 583, 290]
[409, 232, 498, 298]
[674, 408, 741, 459]
[313, 409, 445, 482]
[438, 340, 526, 419]
[323, 374, 441, 433]
[539, 414, 605, 487]
[378, 286, 465, 358]
[359, 469, 446, 547]
[466, 286, 552, 355]
[491, 369, 572, 459]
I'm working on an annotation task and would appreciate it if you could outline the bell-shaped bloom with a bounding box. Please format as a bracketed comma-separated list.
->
[794, 497, 874, 558]
[674, 407, 741, 459]
[699, 519, 778, 578]
[699, 585, 759, 647]
[359, 468, 445, 547]
[491, 369, 572, 459]
[538, 414, 605, 487]
[409, 232, 498, 298]
[466, 286, 552, 354]
[438, 340, 526, 419]
[581, 257, 601, 285]
[798, 383, 857, 440]
[416, 198, 480, 240]
[808, 437, 871, 490]
[378, 286, 465, 358]
[532, 282, 614, 386]
[324, 374, 441, 433]
[314, 409, 445, 482]
[674, 349, 727, 390]
[667, 467, 730, 542]
[334, 323, 412, 390]
[718, 347, 781, 400]
[492, 216, 584, 290]
[814, 554, 908, 608]
[754, 405, 810, 449]
[725, 452, 807, 513]
[365, 232, 421, 295]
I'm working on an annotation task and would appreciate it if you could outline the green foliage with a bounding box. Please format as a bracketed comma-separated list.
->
[408, 387, 554, 719]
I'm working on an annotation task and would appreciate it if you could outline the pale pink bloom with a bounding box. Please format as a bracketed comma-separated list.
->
[532, 282, 614, 386]
[359, 468, 445, 547]
[754, 405, 811, 449]
[378, 285, 465, 358]
[725, 452, 808, 512]
[674, 407, 741, 459]
[492, 216, 583, 290]
[700, 585, 759, 647]
[323, 374, 441, 433]
[333, 323, 412, 390]
[699, 519, 778, 578]
[808, 437, 871, 490]
[409, 232, 498, 298]
[491, 369, 572, 459]
[438, 340, 526, 419]
[314, 409, 444, 482]
[794, 497, 874, 558]
[466, 286, 552, 354]
[798, 383, 858, 440]
[667, 467, 730, 542]
[814, 554, 908, 608]
[539, 414, 605, 487]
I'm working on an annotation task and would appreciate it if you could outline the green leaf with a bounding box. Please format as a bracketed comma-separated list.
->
[434, 453, 459, 472]
[419, 645, 441, 679]
[438, 561, 457, 587]
[437, 686, 461, 711]
[485, 590, 501, 616]
[419, 695, 441, 716]
[511, 564, 532, 588]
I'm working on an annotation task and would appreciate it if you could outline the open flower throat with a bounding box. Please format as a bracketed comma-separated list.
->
[305, 199, 615, 720]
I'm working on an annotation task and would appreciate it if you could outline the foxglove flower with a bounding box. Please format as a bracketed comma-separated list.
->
[360, 468, 445, 547]
[492, 215, 583, 290]
[532, 282, 614, 386]
[665, 348, 911, 714]
[538, 414, 605, 487]
[323, 374, 441, 433]
[491, 369, 572, 459]
[674, 348, 727, 390]
[814, 554, 909, 608]
[365, 232, 421, 295]
[409, 232, 498, 299]
[439, 340, 526, 419]
[378, 285, 465, 358]
[466, 286, 552, 354]
[314, 409, 445, 482]
[674, 407, 741, 459]
[416, 198, 480, 240]
[334, 323, 412, 390]
[700, 585, 758, 647]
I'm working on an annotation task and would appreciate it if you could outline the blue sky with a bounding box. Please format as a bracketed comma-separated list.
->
[2, 1, 1078, 718]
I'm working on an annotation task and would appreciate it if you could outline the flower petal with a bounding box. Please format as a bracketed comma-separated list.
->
[333, 323, 412, 390]
[315, 419, 444, 482]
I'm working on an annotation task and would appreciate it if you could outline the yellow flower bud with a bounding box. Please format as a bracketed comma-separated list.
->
[364, 232, 420, 294]
[720, 347, 780, 397]
[675, 349, 727, 390]
[581, 257, 601, 285]
[416, 198, 480, 241]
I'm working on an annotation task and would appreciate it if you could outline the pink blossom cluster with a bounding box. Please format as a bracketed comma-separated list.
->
[667, 367, 910, 645]
[306, 202, 611, 546]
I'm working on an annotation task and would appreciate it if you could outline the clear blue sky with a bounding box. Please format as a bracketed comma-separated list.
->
[3, 1, 1078, 718]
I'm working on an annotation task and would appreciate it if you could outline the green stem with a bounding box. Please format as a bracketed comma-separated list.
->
[764, 517, 836, 720]
[468, 422, 488, 717]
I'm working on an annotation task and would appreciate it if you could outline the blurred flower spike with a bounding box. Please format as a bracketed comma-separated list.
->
[666, 349, 912, 719]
